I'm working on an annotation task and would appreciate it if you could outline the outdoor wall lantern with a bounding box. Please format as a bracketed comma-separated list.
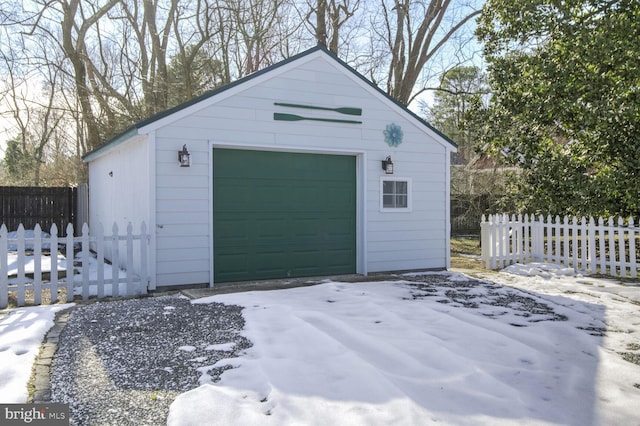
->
[178, 144, 191, 167]
[381, 156, 394, 174]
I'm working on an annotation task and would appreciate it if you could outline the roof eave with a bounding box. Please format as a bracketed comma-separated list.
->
[84, 44, 457, 158]
[82, 127, 139, 163]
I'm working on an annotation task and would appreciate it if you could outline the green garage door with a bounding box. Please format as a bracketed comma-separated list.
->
[213, 148, 356, 283]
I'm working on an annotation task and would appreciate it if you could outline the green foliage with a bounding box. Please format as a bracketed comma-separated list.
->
[477, 0, 640, 217]
[1, 136, 86, 186]
[431, 66, 488, 164]
[2, 136, 36, 185]
[167, 45, 227, 108]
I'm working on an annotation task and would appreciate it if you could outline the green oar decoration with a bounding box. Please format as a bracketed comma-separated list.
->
[274, 113, 362, 124]
[274, 102, 362, 116]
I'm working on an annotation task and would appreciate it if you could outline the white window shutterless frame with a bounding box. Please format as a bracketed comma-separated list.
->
[380, 177, 412, 212]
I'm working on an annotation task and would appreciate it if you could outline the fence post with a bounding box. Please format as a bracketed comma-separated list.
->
[512, 214, 518, 263]
[140, 222, 149, 291]
[629, 217, 637, 279]
[561, 216, 569, 267]
[550, 215, 557, 266]
[517, 213, 524, 264]
[480, 215, 489, 268]
[96, 223, 105, 299]
[598, 217, 606, 274]
[496, 214, 505, 269]
[488, 215, 497, 269]
[33, 224, 43, 306]
[607, 217, 617, 276]
[483, 215, 491, 268]
[523, 214, 531, 263]
[65, 223, 74, 302]
[112, 223, 120, 298]
[579, 217, 587, 272]
[126, 223, 134, 296]
[618, 217, 627, 278]
[587, 217, 596, 274]
[0, 224, 8, 309]
[81, 223, 90, 301]
[17, 224, 26, 306]
[542, 215, 553, 263]
[50, 224, 59, 302]
[531, 216, 540, 262]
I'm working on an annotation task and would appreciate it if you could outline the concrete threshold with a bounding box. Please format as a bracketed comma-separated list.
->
[180, 273, 404, 299]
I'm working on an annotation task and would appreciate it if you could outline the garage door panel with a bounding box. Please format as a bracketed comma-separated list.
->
[255, 217, 288, 238]
[327, 186, 355, 208]
[215, 252, 249, 281]
[291, 218, 321, 237]
[254, 251, 288, 275]
[325, 217, 354, 236]
[215, 182, 249, 210]
[215, 217, 250, 243]
[213, 148, 355, 282]
[326, 248, 357, 269]
[290, 186, 326, 210]
[253, 182, 286, 209]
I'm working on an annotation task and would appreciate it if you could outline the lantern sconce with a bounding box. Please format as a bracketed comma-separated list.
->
[381, 156, 394, 174]
[178, 144, 191, 167]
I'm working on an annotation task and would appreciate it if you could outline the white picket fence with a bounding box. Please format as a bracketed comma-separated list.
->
[480, 214, 639, 278]
[1, 222, 150, 309]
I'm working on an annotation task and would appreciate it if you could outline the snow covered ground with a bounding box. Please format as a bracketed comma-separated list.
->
[6, 250, 131, 297]
[0, 303, 73, 403]
[1, 264, 640, 425]
[6, 252, 68, 277]
[170, 267, 640, 426]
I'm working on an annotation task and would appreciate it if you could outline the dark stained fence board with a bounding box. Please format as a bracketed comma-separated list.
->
[451, 194, 506, 236]
[0, 186, 77, 235]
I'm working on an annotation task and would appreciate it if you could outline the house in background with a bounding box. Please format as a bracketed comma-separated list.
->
[83, 45, 457, 290]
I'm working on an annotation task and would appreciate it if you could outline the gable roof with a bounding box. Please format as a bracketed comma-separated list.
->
[84, 45, 455, 162]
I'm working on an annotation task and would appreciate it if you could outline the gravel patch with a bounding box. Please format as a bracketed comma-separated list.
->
[50, 295, 251, 425]
[46, 274, 611, 424]
[402, 274, 569, 324]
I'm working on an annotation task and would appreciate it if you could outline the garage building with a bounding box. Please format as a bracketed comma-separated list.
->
[83, 45, 457, 290]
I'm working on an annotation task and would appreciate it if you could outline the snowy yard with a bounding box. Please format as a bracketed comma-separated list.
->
[1, 265, 640, 425]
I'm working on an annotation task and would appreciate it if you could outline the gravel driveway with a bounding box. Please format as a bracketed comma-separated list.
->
[47, 272, 637, 424]
[49, 296, 251, 425]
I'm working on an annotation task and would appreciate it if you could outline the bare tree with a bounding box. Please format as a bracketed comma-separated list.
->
[373, 0, 482, 105]
[303, 0, 360, 53]
[0, 24, 72, 185]
[225, 0, 297, 76]
[58, 0, 120, 150]
[0, 0, 484, 187]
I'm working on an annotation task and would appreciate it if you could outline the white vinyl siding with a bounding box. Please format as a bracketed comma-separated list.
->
[149, 54, 451, 283]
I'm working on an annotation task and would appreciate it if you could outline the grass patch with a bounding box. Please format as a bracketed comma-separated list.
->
[451, 236, 481, 256]
[450, 236, 486, 273]
[451, 255, 485, 271]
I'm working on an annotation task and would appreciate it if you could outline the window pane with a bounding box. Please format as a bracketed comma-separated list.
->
[381, 179, 410, 210]
[383, 181, 394, 193]
[396, 195, 408, 208]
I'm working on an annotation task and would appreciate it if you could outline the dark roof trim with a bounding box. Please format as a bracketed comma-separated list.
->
[82, 127, 138, 163]
[84, 45, 455, 162]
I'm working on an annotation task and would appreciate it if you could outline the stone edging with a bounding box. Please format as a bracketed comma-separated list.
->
[28, 306, 75, 403]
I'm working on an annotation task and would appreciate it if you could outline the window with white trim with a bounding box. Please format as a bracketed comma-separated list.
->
[380, 177, 412, 212]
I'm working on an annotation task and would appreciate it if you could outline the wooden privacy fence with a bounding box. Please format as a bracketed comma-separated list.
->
[0, 186, 77, 235]
[0, 222, 150, 309]
[481, 214, 639, 278]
